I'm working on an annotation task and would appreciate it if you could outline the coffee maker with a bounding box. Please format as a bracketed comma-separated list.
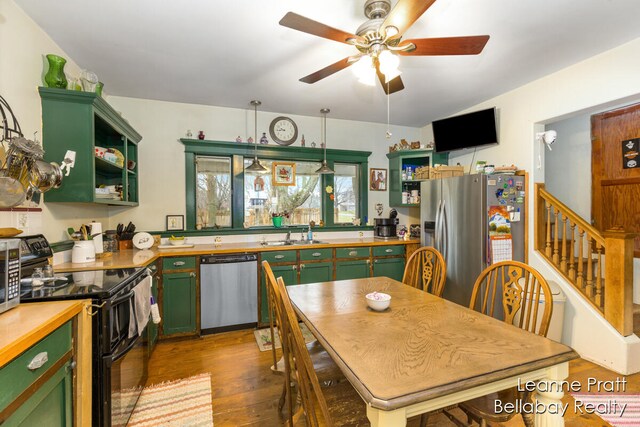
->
[374, 209, 399, 240]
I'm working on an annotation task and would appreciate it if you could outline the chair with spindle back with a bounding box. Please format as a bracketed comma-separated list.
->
[402, 246, 447, 296]
[447, 261, 554, 427]
[274, 275, 369, 427]
[262, 261, 345, 423]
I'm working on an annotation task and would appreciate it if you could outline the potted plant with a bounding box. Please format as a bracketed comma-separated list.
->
[271, 211, 289, 228]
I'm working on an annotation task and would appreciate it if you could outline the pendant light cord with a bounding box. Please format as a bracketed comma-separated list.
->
[386, 83, 392, 139]
[254, 102, 258, 160]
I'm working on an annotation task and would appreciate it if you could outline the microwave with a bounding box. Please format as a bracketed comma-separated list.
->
[0, 239, 21, 314]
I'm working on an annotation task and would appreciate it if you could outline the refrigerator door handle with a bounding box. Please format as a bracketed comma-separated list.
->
[441, 200, 448, 262]
[434, 199, 442, 251]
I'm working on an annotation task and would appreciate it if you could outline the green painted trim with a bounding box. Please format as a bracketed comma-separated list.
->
[185, 152, 196, 230]
[180, 139, 371, 162]
[50, 240, 74, 253]
[386, 148, 435, 160]
[360, 159, 369, 223]
[232, 155, 245, 229]
[150, 225, 374, 238]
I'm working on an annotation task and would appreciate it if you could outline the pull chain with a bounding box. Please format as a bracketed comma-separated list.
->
[386, 83, 392, 139]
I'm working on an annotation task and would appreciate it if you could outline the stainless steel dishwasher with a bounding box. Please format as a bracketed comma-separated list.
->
[200, 253, 258, 334]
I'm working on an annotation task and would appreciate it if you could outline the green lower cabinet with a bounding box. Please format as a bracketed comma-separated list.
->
[260, 264, 299, 324]
[162, 272, 197, 335]
[4, 361, 73, 427]
[335, 259, 370, 280]
[372, 257, 406, 282]
[299, 262, 333, 285]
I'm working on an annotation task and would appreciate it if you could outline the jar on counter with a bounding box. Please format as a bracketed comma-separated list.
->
[103, 230, 118, 253]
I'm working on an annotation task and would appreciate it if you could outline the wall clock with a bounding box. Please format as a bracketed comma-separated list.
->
[269, 116, 298, 146]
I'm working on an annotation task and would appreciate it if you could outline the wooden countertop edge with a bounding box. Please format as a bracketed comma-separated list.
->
[0, 301, 87, 368]
[55, 239, 419, 272]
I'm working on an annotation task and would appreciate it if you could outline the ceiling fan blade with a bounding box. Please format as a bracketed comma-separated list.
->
[300, 57, 354, 84]
[375, 62, 405, 95]
[381, 0, 437, 39]
[280, 12, 365, 45]
[398, 35, 490, 56]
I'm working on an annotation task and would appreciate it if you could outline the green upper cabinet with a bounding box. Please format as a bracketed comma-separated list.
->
[386, 149, 448, 208]
[39, 87, 142, 206]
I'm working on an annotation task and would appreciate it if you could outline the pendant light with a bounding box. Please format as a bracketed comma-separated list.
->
[315, 108, 334, 174]
[245, 100, 268, 173]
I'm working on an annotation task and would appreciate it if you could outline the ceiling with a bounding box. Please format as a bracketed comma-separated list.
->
[16, 0, 640, 127]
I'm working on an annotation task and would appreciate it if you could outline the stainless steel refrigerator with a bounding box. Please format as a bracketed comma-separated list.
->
[420, 174, 526, 308]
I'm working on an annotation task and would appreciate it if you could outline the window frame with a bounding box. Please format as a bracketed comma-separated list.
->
[183, 139, 370, 231]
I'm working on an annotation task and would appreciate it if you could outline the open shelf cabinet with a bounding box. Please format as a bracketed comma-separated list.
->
[386, 149, 449, 208]
[39, 87, 142, 206]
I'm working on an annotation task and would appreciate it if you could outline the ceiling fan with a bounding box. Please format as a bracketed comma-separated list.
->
[280, 0, 490, 95]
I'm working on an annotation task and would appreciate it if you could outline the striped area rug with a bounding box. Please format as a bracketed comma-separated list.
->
[126, 373, 213, 427]
[571, 393, 640, 426]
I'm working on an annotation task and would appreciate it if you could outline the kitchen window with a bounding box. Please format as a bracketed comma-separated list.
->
[333, 163, 359, 224]
[195, 156, 232, 228]
[182, 140, 370, 231]
[244, 159, 322, 227]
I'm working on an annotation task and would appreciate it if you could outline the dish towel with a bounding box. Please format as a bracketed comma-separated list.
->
[128, 276, 152, 338]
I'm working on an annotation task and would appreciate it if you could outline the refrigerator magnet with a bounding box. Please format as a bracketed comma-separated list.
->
[516, 196, 524, 204]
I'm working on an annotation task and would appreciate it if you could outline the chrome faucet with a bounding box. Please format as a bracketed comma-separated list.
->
[285, 230, 291, 243]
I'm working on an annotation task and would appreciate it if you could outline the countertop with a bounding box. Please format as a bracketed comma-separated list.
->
[0, 300, 88, 368]
[54, 238, 419, 272]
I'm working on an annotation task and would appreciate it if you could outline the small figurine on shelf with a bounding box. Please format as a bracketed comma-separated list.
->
[260, 132, 268, 144]
[198, 131, 205, 140]
[320, 142, 326, 149]
[301, 134, 306, 147]
[186, 129, 193, 138]
[235, 136, 242, 143]
[247, 136, 254, 143]
[311, 141, 316, 148]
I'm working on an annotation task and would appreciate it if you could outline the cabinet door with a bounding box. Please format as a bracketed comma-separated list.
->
[299, 262, 333, 285]
[259, 265, 299, 324]
[372, 257, 406, 282]
[5, 361, 73, 427]
[335, 259, 370, 280]
[162, 272, 197, 335]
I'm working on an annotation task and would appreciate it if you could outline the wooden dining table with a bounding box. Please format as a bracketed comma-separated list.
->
[286, 277, 579, 427]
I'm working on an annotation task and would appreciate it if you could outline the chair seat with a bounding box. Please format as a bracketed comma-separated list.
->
[458, 387, 522, 422]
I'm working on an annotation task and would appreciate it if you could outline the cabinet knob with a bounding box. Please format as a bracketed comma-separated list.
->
[292, 265, 297, 271]
[27, 352, 49, 371]
[374, 259, 379, 263]
[190, 272, 196, 278]
[275, 255, 285, 260]
[349, 251, 358, 257]
[366, 259, 370, 264]
[300, 264, 305, 269]
[173, 261, 186, 267]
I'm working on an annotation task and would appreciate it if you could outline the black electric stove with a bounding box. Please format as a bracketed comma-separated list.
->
[20, 268, 144, 301]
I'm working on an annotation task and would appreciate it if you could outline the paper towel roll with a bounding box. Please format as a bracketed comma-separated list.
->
[92, 221, 104, 254]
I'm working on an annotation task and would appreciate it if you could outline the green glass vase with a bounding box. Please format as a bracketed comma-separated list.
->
[272, 216, 283, 228]
[44, 54, 68, 89]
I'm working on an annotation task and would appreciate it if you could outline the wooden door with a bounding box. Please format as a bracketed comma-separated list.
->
[592, 103, 640, 256]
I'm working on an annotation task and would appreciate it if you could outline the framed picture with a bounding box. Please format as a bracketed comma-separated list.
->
[272, 161, 296, 186]
[166, 215, 185, 231]
[370, 168, 387, 191]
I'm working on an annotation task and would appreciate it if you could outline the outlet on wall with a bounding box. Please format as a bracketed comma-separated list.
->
[214, 236, 222, 243]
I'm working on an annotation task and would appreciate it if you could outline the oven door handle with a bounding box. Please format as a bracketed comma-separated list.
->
[111, 289, 135, 307]
[109, 334, 140, 365]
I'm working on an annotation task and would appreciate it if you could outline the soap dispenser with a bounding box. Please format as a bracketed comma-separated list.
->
[307, 225, 313, 241]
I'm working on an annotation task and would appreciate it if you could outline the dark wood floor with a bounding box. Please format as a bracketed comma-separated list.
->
[146, 329, 630, 426]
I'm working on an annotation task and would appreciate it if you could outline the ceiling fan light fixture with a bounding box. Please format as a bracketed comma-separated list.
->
[378, 50, 399, 74]
[384, 25, 399, 38]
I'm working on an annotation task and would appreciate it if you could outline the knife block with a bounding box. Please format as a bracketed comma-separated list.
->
[118, 239, 133, 250]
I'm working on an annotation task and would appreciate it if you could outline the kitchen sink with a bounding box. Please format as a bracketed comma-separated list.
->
[261, 240, 326, 246]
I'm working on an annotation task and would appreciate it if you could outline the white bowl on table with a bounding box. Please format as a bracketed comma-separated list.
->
[366, 292, 391, 311]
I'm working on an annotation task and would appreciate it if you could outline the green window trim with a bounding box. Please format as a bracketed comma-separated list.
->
[182, 139, 370, 232]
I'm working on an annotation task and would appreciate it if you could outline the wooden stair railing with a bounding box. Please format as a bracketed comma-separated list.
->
[535, 183, 635, 336]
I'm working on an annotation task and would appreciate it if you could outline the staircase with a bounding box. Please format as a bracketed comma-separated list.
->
[535, 183, 635, 337]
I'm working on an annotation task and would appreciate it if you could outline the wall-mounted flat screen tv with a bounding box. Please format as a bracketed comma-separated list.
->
[432, 108, 498, 153]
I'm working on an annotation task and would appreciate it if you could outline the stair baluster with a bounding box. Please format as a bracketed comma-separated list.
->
[553, 208, 560, 264]
[545, 202, 552, 258]
[586, 238, 594, 298]
[560, 214, 568, 273]
[595, 243, 603, 309]
[568, 221, 576, 280]
[576, 227, 585, 290]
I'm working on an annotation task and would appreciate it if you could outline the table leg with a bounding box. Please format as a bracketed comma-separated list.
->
[534, 362, 569, 427]
[366, 406, 407, 427]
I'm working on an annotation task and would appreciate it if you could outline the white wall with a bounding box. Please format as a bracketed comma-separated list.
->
[421, 37, 640, 374]
[0, 0, 110, 242]
[107, 96, 422, 234]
